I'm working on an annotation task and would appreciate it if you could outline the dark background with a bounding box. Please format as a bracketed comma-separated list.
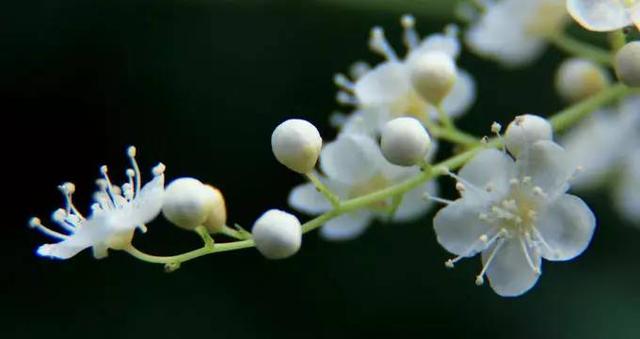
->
[2, 0, 639, 338]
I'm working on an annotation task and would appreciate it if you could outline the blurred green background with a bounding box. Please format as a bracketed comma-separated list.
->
[3, 0, 639, 338]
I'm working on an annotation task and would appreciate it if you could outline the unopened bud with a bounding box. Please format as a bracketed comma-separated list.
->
[505, 114, 552, 157]
[252, 209, 302, 259]
[555, 58, 610, 102]
[380, 117, 431, 166]
[271, 119, 323, 174]
[615, 41, 640, 87]
[202, 185, 227, 233]
[162, 177, 215, 230]
[408, 51, 457, 105]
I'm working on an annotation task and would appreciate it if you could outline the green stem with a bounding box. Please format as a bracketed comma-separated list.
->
[126, 84, 630, 268]
[306, 172, 341, 208]
[550, 83, 631, 132]
[546, 32, 613, 65]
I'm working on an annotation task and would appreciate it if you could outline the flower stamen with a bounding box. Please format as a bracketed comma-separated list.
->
[369, 27, 399, 61]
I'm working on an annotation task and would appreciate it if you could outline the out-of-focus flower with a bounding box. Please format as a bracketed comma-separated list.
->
[30, 147, 165, 259]
[465, 0, 568, 67]
[555, 58, 611, 102]
[561, 96, 640, 223]
[333, 16, 476, 135]
[434, 130, 595, 296]
[567, 0, 640, 32]
[615, 41, 640, 87]
[288, 133, 437, 241]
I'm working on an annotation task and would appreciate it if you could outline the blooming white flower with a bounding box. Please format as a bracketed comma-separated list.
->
[567, 0, 640, 32]
[433, 139, 595, 296]
[465, 0, 568, 67]
[30, 146, 165, 259]
[333, 16, 476, 135]
[288, 133, 437, 241]
[561, 96, 640, 223]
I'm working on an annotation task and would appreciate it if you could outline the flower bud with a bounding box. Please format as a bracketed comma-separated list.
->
[408, 51, 457, 105]
[555, 58, 610, 102]
[380, 117, 431, 166]
[162, 177, 214, 230]
[271, 119, 323, 174]
[505, 115, 553, 157]
[615, 41, 640, 87]
[252, 209, 302, 259]
[202, 185, 227, 233]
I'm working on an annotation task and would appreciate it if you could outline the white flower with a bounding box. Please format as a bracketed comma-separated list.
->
[334, 17, 476, 134]
[465, 0, 568, 67]
[561, 96, 640, 223]
[30, 146, 165, 259]
[162, 177, 220, 230]
[555, 58, 611, 102]
[433, 141, 595, 297]
[288, 133, 437, 241]
[567, 0, 640, 32]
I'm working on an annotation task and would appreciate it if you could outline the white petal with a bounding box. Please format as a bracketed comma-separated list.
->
[441, 69, 476, 119]
[354, 62, 412, 107]
[320, 210, 372, 241]
[129, 174, 165, 226]
[483, 237, 541, 297]
[536, 194, 596, 261]
[517, 140, 574, 198]
[459, 148, 516, 200]
[392, 180, 438, 222]
[567, 0, 634, 32]
[36, 216, 110, 259]
[340, 108, 387, 137]
[320, 134, 381, 185]
[433, 199, 494, 257]
[465, 0, 546, 67]
[614, 150, 640, 223]
[288, 182, 333, 215]
[413, 26, 461, 59]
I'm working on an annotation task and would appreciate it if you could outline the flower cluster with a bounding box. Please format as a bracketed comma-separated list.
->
[27, 4, 640, 299]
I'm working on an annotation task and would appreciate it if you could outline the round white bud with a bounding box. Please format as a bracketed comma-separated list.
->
[555, 58, 610, 102]
[162, 177, 215, 230]
[202, 185, 227, 233]
[380, 117, 431, 166]
[615, 41, 640, 87]
[271, 119, 322, 174]
[252, 209, 302, 260]
[505, 114, 553, 157]
[407, 51, 457, 105]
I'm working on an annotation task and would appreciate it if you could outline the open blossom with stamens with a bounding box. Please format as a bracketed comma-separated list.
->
[288, 133, 437, 241]
[333, 16, 476, 135]
[29, 146, 165, 259]
[464, 0, 568, 67]
[567, 0, 640, 32]
[433, 137, 596, 296]
[561, 96, 640, 224]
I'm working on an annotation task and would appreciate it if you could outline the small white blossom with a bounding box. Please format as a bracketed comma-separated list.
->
[567, 0, 640, 32]
[334, 17, 476, 135]
[465, 0, 568, 67]
[407, 51, 457, 105]
[380, 117, 432, 166]
[30, 146, 165, 260]
[252, 209, 302, 259]
[271, 119, 323, 174]
[561, 96, 640, 224]
[288, 133, 437, 241]
[434, 141, 595, 297]
[555, 58, 611, 102]
[615, 41, 640, 87]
